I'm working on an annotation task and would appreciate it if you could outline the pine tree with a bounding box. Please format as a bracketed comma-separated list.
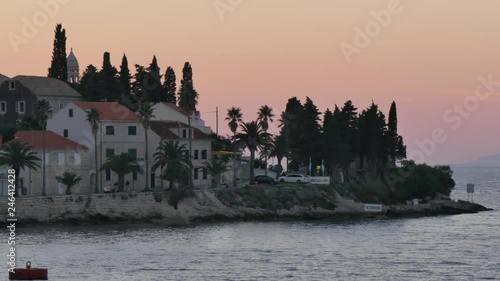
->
[119, 54, 132, 96]
[323, 106, 345, 179]
[358, 102, 388, 175]
[162, 66, 176, 103]
[301, 97, 322, 174]
[78, 65, 100, 101]
[47, 23, 67, 81]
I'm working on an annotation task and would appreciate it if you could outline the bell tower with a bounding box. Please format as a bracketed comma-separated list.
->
[67, 48, 80, 83]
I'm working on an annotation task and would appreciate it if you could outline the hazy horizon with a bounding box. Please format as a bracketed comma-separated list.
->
[1, 0, 499, 165]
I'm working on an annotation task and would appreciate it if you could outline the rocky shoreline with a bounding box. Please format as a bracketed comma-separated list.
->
[1, 190, 492, 227]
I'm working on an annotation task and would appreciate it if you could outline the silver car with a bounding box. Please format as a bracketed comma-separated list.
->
[278, 174, 309, 183]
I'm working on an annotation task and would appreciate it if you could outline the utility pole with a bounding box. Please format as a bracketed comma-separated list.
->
[216, 106, 219, 135]
[188, 113, 194, 189]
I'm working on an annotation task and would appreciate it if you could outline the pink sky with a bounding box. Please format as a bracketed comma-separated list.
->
[1, 0, 499, 164]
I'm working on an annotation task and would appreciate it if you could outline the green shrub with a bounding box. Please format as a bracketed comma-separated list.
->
[167, 189, 194, 209]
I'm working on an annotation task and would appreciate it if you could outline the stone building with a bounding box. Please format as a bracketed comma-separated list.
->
[67, 48, 80, 83]
[13, 130, 91, 196]
[0, 75, 82, 125]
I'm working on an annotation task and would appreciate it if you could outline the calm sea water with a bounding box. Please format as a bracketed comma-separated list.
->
[4, 167, 500, 281]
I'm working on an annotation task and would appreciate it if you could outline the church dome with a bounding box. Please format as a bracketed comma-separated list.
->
[67, 48, 79, 68]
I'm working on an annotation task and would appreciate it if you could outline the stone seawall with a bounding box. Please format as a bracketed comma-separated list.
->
[0, 191, 232, 225]
[0, 189, 492, 226]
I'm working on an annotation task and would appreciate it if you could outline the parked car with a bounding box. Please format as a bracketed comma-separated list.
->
[103, 185, 117, 193]
[254, 175, 278, 185]
[278, 174, 309, 183]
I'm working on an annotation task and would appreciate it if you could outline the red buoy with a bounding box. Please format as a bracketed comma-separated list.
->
[9, 262, 48, 280]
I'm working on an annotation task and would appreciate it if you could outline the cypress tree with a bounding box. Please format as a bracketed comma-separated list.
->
[163, 67, 177, 103]
[47, 23, 67, 81]
[279, 97, 304, 171]
[119, 54, 132, 96]
[387, 101, 399, 167]
[146, 55, 163, 103]
[178, 62, 198, 111]
[98, 52, 121, 101]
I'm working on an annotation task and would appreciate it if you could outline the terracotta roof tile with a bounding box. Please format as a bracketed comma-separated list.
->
[150, 121, 209, 140]
[14, 131, 89, 150]
[161, 102, 200, 116]
[73, 102, 139, 121]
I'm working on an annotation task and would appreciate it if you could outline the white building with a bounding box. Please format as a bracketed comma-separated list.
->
[151, 102, 212, 134]
[149, 120, 212, 189]
[47, 101, 146, 192]
[7, 130, 90, 196]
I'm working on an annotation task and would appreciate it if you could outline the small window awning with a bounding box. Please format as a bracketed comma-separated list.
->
[212, 151, 243, 156]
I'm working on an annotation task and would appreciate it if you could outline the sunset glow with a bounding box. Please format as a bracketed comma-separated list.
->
[2, 0, 499, 164]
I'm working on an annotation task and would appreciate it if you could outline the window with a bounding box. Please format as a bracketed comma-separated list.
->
[203, 168, 208, 180]
[106, 148, 114, 158]
[105, 126, 114, 135]
[44, 153, 49, 165]
[58, 153, 65, 165]
[59, 101, 64, 109]
[202, 150, 208, 160]
[128, 148, 137, 159]
[9, 81, 15, 90]
[128, 126, 137, 135]
[133, 172, 137, 180]
[69, 109, 73, 117]
[182, 129, 187, 138]
[105, 169, 112, 181]
[194, 150, 199, 160]
[0, 101, 6, 113]
[74, 153, 81, 165]
[193, 168, 199, 180]
[63, 129, 68, 138]
[15, 101, 25, 114]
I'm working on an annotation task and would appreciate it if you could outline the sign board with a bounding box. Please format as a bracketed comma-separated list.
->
[467, 184, 474, 193]
[364, 204, 383, 212]
[308, 176, 330, 185]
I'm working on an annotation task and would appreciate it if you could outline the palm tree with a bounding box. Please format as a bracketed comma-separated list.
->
[138, 102, 155, 190]
[56, 172, 82, 195]
[33, 99, 52, 196]
[0, 140, 41, 197]
[203, 158, 229, 188]
[257, 105, 274, 175]
[100, 153, 144, 192]
[269, 134, 288, 179]
[152, 140, 191, 189]
[86, 108, 101, 194]
[236, 121, 271, 185]
[225, 107, 242, 187]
